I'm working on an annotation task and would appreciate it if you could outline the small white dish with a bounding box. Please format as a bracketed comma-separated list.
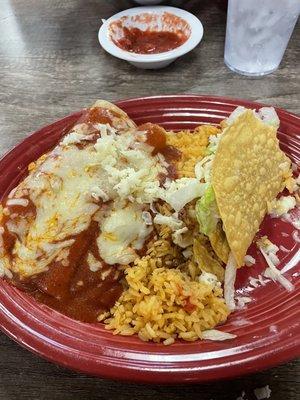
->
[98, 6, 203, 69]
[134, 0, 164, 4]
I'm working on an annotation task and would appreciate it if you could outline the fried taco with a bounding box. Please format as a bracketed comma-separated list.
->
[195, 107, 293, 268]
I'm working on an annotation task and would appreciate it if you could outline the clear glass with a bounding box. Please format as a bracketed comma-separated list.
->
[224, 0, 300, 76]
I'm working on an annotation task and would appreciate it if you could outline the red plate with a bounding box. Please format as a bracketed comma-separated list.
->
[0, 95, 299, 383]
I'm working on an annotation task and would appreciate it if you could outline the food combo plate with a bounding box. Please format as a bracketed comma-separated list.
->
[0, 95, 299, 383]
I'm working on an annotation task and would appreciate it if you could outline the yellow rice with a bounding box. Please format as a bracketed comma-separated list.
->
[166, 125, 220, 177]
[103, 124, 229, 343]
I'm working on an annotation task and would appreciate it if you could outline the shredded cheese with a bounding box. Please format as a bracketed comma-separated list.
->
[6, 198, 29, 207]
[153, 213, 183, 231]
[224, 252, 237, 311]
[260, 247, 294, 292]
[244, 254, 256, 266]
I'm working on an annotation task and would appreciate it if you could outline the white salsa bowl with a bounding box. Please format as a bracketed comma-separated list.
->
[98, 6, 204, 69]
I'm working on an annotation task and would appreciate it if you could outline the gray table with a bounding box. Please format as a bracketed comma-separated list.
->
[0, 1, 299, 399]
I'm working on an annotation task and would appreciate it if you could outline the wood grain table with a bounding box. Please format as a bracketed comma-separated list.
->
[0, 1, 299, 399]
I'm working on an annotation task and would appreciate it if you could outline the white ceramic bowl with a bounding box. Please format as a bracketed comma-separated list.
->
[134, 0, 164, 4]
[98, 6, 203, 69]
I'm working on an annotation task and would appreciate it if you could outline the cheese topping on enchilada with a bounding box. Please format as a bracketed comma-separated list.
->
[0, 103, 171, 278]
[0, 100, 191, 321]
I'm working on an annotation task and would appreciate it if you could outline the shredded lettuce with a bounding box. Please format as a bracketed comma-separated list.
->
[162, 178, 207, 212]
[205, 144, 215, 156]
[195, 185, 219, 236]
[205, 133, 222, 156]
[195, 132, 222, 236]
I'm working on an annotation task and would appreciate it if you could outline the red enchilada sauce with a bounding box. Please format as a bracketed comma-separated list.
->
[1, 195, 36, 253]
[139, 122, 181, 181]
[8, 218, 123, 323]
[84, 107, 115, 125]
[33, 221, 122, 322]
[114, 27, 186, 54]
[1, 111, 181, 323]
[76, 107, 115, 129]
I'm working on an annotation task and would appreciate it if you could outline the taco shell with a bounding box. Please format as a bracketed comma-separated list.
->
[211, 110, 290, 267]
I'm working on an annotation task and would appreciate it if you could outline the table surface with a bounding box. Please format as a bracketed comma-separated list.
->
[0, 0, 299, 399]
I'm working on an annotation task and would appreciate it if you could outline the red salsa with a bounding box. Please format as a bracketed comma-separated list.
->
[114, 27, 186, 54]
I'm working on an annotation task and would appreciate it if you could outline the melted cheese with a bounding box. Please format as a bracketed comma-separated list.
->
[5, 113, 166, 277]
[87, 252, 103, 272]
[97, 204, 152, 265]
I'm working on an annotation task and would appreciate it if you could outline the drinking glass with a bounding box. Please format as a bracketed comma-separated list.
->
[224, 0, 300, 76]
